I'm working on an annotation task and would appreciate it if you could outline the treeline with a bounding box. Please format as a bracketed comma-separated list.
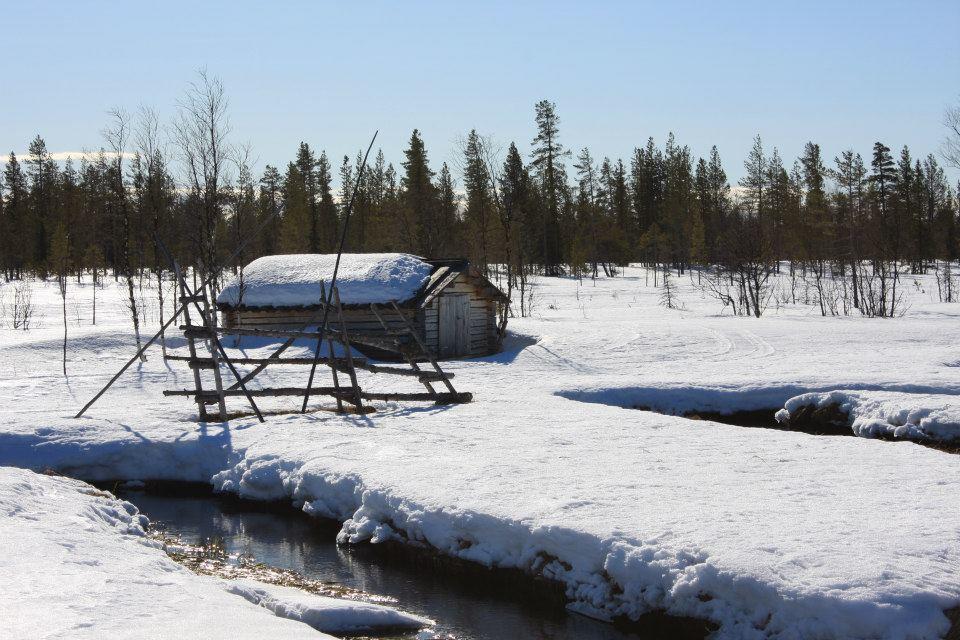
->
[2, 73, 959, 320]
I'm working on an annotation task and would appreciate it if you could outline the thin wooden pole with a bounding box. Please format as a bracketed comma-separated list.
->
[301, 130, 378, 412]
[199, 282, 228, 421]
[318, 282, 344, 414]
[333, 287, 363, 411]
[174, 260, 208, 421]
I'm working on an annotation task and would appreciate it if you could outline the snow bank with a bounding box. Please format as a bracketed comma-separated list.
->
[224, 578, 431, 634]
[211, 449, 960, 640]
[776, 390, 960, 442]
[0, 467, 331, 639]
[217, 253, 433, 307]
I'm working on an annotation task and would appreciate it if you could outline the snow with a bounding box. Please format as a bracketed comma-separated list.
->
[2, 267, 960, 639]
[217, 252, 433, 307]
[0, 466, 430, 638]
[777, 390, 960, 442]
[0, 466, 331, 639]
[224, 578, 431, 634]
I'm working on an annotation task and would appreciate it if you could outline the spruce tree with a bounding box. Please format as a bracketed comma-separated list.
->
[294, 143, 320, 252]
[280, 162, 310, 252]
[530, 100, 569, 275]
[740, 135, 767, 220]
[258, 165, 282, 256]
[400, 130, 437, 256]
[463, 129, 494, 274]
[2, 153, 27, 278]
[315, 152, 338, 252]
[436, 163, 459, 257]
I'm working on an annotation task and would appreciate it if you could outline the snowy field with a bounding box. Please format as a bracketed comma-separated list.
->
[1, 266, 959, 639]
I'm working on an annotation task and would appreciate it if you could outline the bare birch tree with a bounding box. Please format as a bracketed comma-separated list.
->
[171, 69, 232, 297]
[103, 108, 146, 360]
[943, 99, 960, 171]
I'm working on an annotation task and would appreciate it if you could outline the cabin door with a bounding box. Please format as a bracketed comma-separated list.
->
[439, 294, 470, 357]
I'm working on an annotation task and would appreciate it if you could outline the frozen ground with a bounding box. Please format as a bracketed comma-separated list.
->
[1, 266, 959, 639]
[0, 466, 427, 638]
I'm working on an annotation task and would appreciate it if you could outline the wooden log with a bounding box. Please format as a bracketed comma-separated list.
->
[164, 354, 368, 367]
[363, 363, 454, 380]
[180, 324, 402, 351]
[164, 388, 472, 404]
[360, 391, 472, 404]
[165, 387, 349, 398]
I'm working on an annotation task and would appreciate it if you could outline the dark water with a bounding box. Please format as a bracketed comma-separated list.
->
[124, 492, 645, 640]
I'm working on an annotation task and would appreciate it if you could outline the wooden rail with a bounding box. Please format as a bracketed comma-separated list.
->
[164, 388, 472, 404]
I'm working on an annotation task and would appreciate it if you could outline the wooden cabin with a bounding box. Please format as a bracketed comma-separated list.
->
[216, 253, 508, 360]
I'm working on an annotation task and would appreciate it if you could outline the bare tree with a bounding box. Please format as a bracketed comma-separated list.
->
[230, 142, 256, 345]
[942, 98, 960, 171]
[171, 69, 232, 296]
[135, 106, 171, 356]
[103, 108, 146, 360]
[50, 223, 70, 374]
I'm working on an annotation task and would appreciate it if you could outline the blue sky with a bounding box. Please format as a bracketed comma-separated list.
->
[3, 1, 959, 185]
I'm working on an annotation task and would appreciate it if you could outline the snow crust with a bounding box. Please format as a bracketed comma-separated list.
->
[217, 253, 433, 307]
[3, 267, 960, 638]
[224, 578, 431, 634]
[777, 390, 960, 442]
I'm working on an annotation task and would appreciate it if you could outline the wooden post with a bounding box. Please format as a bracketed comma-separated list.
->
[319, 282, 344, 414]
[198, 280, 228, 421]
[333, 287, 363, 411]
[174, 261, 208, 421]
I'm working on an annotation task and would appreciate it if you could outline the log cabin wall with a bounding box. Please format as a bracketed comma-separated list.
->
[422, 273, 498, 358]
[220, 271, 500, 360]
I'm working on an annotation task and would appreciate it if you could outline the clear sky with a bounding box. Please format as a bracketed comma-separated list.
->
[3, 0, 959, 185]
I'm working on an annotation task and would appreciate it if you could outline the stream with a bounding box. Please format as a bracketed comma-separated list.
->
[121, 490, 649, 640]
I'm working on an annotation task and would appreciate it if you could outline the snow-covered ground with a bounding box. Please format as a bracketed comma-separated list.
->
[0, 466, 427, 638]
[1, 267, 959, 639]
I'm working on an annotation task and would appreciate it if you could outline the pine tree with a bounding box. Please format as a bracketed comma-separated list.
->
[315, 152, 338, 252]
[27, 136, 55, 272]
[294, 143, 320, 252]
[530, 100, 569, 275]
[573, 147, 600, 277]
[832, 150, 868, 307]
[800, 142, 829, 265]
[258, 165, 282, 256]
[400, 130, 436, 256]
[869, 141, 899, 316]
[661, 133, 695, 272]
[870, 142, 897, 254]
[498, 142, 528, 314]
[2, 153, 28, 279]
[436, 163, 459, 257]
[463, 130, 494, 274]
[630, 138, 664, 256]
[740, 135, 767, 220]
[280, 162, 310, 253]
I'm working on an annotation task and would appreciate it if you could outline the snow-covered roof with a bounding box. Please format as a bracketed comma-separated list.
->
[217, 253, 434, 308]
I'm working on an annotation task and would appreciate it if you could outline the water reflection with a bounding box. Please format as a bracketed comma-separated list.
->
[126, 493, 642, 640]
